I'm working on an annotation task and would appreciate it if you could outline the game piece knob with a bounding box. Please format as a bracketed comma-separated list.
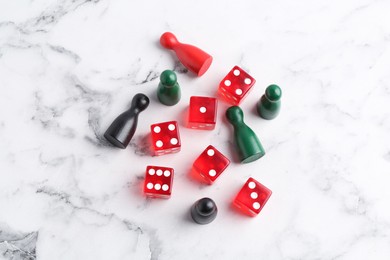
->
[160, 70, 177, 86]
[226, 106, 244, 125]
[265, 84, 282, 102]
[191, 197, 218, 224]
[160, 32, 179, 50]
[132, 93, 150, 112]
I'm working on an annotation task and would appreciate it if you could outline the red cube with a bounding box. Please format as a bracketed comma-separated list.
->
[188, 96, 217, 130]
[192, 145, 230, 184]
[144, 165, 174, 198]
[233, 177, 272, 216]
[218, 66, 256, 105]
[150, 121, 181, 156]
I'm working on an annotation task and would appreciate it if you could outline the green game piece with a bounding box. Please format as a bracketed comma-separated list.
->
[257, 84, 282, 120]
[226, 106, 265, 163]
[157, 70, 181, 106]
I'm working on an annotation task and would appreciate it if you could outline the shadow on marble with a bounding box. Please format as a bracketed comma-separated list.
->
[226, 140, 242, 164]
[250, 102, 260, 118]
[179, 106, 189, 129]
[149, 86, 161, 105]
[84, 132, 118, 149]
[183, 206, 198, 225]
[129, 133, 153, 157]
[127, 176, 153, 211]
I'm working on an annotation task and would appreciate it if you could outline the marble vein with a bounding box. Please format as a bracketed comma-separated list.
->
[0, 224, 38, 260]
[36, 186, 162, 259]
[1, 0, 390, 259]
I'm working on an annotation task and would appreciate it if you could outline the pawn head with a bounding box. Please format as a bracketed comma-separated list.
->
[191, 197, 218, 224]
[226, 106, 244, 125]
[265, 84, 282, 101]
[131, 93, 150, 111]
[160, 32, 178, 50]
[160, 70, 177, 86]
[196, 198, 216, 216]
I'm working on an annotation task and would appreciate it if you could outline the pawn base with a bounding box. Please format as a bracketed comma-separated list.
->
[104, 133, 126, 149]
[241, 151, 265, 164]
[197, 56, 213, 76]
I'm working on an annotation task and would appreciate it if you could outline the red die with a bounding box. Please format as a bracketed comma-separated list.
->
[233, 177, 272, 217]
[192, 145, 230, 184]
[188, 96, 217, 130]
[144, 165, 174, 198]
[218, 66, 256, 105]
[150, 121, 181, 156]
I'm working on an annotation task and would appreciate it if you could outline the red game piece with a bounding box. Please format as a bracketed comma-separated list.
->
[192, 145, 230, 184]
[150, 121, 181, 156]
[233, 177, 272, 217]
[188, 96, 217, 130]
[144, 165, 174, 198]
[160, 32, 213, 77]
[218, 66, 256, 105]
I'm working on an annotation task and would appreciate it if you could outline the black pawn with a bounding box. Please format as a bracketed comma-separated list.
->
[191, 197, 218, 224]
[104, 93, 150, 149]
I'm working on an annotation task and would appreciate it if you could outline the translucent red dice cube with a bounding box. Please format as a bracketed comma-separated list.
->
[144, 165, 174, 198]
[192, 145, 230, 184]
[150, 121, 181, 156]
[219, 66, 256, 105]
[233, 177, 272, 216]
[188, 96, 217, 130]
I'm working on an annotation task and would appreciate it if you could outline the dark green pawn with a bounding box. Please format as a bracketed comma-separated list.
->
[157, 70, 181, 106]
[226, 106, 265, 163]
[257, 84, 282, 120]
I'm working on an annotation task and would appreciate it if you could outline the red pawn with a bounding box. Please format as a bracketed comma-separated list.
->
[160, 32, 213, 77]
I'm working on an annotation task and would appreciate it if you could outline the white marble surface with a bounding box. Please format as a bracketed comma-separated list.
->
[1, 0, 390, 259]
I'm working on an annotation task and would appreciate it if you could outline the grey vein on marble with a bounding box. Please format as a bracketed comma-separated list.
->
[1, 0, 390, 259]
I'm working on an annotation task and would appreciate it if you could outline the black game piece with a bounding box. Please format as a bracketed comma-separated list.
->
[190, 197, 218, 224]
[104, 93, 150, 149]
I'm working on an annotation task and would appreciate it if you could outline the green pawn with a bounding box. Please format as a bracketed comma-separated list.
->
[226, 106, 265, 163]
[157, 70, 181, 106]
[257, 84, 282, 120]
